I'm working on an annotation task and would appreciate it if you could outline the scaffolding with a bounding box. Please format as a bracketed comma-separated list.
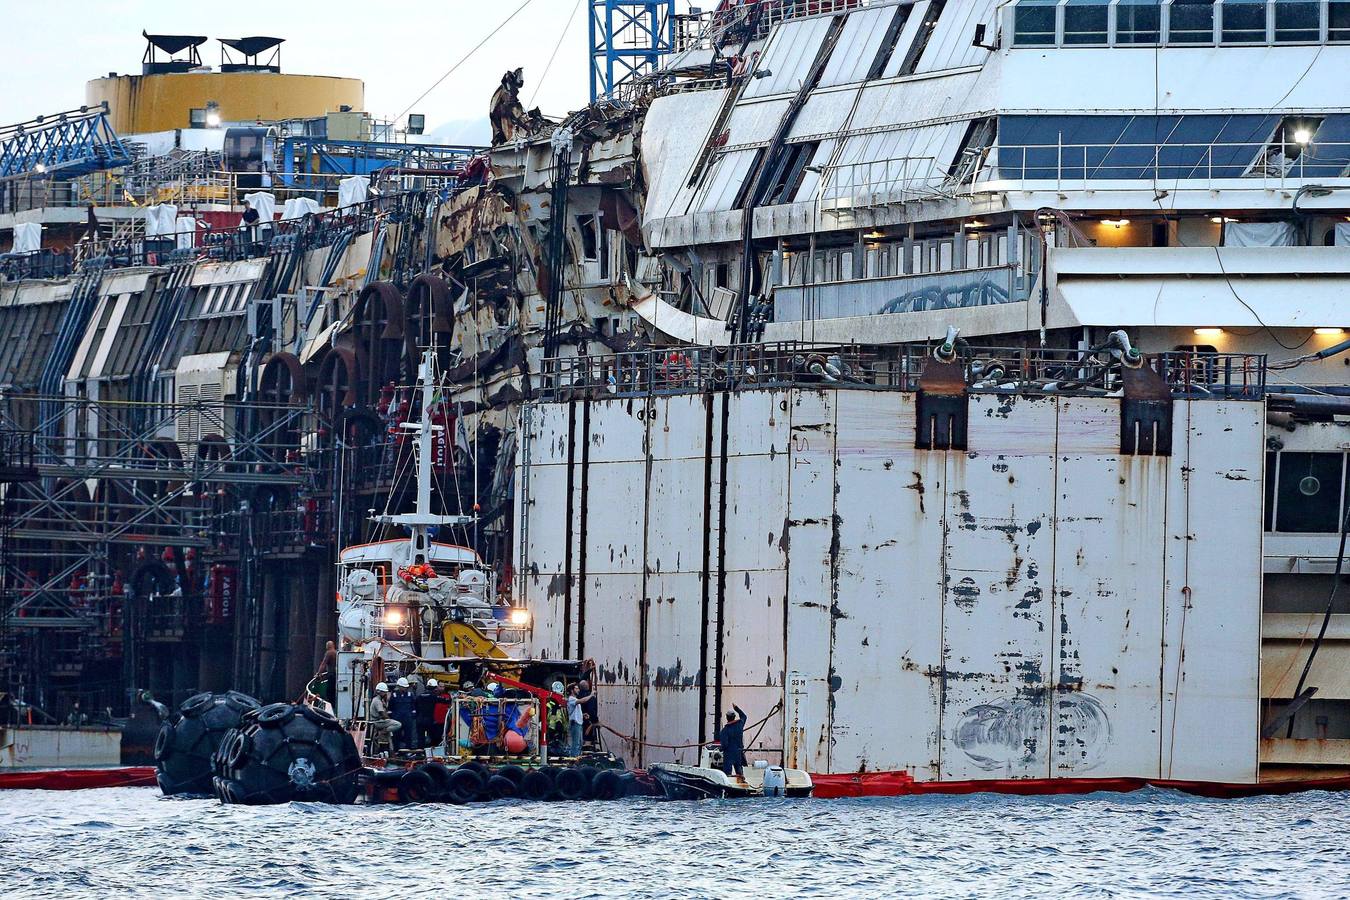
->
[0, 393, 320, 713]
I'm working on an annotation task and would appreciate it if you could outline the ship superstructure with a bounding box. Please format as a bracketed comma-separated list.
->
[0, 4, 1346, 786]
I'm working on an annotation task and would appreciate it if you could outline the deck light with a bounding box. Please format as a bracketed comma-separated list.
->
[1210, 216, 1237, 224]
[1314, 328, 1345, 336]
[1293, 127, 1313, 145]
[384, 607, 404, 627]
[509, 608, 531, 626]
[1100, 218, 1130, 228]
[1193, 327, 1224, 337]
[34, 162, 46, 174]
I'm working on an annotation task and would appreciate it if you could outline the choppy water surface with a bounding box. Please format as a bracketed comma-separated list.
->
[0, 786, 1345, 898]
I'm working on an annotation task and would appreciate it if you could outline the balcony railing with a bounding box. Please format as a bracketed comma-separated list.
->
[983, 140, 1350, 193]
[540, 342, 1266, 400]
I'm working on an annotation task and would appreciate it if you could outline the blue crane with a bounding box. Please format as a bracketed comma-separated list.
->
[0, 103, 133, 183]
[589, 0, 676, 102]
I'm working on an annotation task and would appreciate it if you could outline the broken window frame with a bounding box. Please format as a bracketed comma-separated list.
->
[1245, 115, 1324, 177]
[948, 117, 998, 185]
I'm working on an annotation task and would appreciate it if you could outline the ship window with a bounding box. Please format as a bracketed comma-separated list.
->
[897, 0, 947, 76]
[1273, 452, 1346, 533]
[1167, 0, 1217, 43]
[1273, 0, 1321, 42]
[1116, 0, 1163, 43]
[1333, 1, 1350, 40]
[576, 215, 599, 261]
[867, 4, 913, 79]
[1013, 0, 1058, 46]
[1220, 0, 1269, 43]
[949, 118, 997, 184]
[1064, 0, 1111, 44]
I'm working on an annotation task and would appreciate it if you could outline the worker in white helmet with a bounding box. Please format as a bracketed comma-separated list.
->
[367, 682, 400, 754]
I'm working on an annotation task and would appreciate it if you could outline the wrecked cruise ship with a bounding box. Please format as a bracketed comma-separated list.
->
[2, 1, 1349, 790]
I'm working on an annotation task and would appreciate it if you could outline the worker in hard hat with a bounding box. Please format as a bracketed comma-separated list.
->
[390, 677, 417, 751]
[367, 683, 400, 752]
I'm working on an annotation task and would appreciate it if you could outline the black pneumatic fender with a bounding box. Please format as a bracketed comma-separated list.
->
[157, 691, 261, 796]
[494, 764, 527, 785]
[215, 703, 362, 805]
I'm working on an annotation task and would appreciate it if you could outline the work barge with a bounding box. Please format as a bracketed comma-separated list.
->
[3, 1, 1350, 792]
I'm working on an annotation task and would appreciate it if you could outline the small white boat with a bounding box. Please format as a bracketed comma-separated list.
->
[650, 746, 812, 800]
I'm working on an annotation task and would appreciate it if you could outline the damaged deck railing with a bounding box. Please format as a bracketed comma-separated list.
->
[541, 343, 1266, 400]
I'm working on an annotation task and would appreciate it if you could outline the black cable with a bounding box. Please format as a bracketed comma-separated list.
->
[1285, 501, 1350, 738]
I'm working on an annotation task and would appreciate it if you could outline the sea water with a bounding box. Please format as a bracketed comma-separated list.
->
[0, 786, 1345, 898]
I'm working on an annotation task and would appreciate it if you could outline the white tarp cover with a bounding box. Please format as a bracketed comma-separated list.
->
[1335, 223, 1350, 247]
[281, 197, 321, 220]
[174, 216, 197, 250]
[338, 175, 369, 209]
[244, 192, 276, 222]
[144, 204, 179, 237]
[12, 222, 41, 253]
[1057, 277, 1346, 328]
[1223, 222, 1297, 247]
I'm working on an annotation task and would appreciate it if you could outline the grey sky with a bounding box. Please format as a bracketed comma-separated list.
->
[0, 0, 614, 139]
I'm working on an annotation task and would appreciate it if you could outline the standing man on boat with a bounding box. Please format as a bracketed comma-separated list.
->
[317, 640, 338, 705]
[567, 683, 592, 757]
[717, 705, 748, 782]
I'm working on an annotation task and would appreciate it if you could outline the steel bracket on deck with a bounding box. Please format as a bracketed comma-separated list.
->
[916, 359, 968, 451]
[1120, 360, 1173, 456]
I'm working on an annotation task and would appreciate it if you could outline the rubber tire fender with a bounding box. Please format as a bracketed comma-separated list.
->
[299, 704, 338, 726]
[420, 762, 454, 800]
[398, 768, 435, 804]
[552, 767, 588, 801]
[457, 761, 489, 779]
[445, 767, 484, 805]
[520, 770, 552, 801]
[591, 768, 622, 801]
[225, 730, 251, 770]
[485, 774, 519, 800]
[494, 764, 527, 785]
[256, 702, 295, 725]
[575, 766, 600, 800]
[153, 723, 175, 762]
[179, 692, 215, 717]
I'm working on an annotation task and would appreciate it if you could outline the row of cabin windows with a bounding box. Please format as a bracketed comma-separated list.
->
[1013, 0, 1350, 47]
[778, 231, 1031, 286]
